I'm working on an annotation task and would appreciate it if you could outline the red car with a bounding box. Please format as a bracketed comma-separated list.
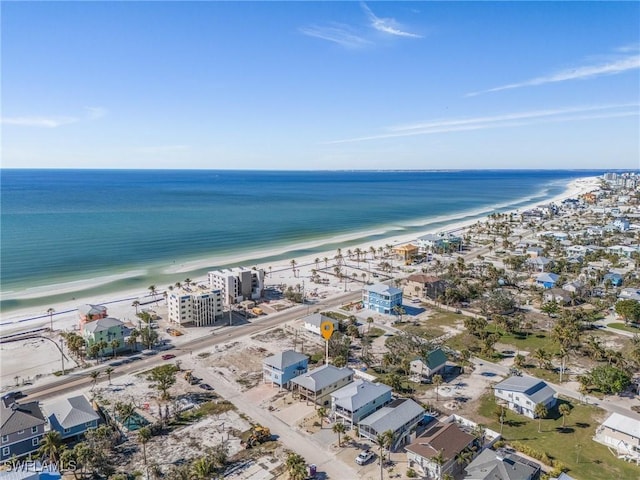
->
[162, 354, 176, 360]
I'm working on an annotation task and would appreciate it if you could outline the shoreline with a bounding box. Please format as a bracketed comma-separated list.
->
[0, 175, 600, 332]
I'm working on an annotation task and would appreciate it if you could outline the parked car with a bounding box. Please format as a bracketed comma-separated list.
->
[162, 354, 176, 360]
[199, 383, 214, 391]
[355, 450, 374, 465]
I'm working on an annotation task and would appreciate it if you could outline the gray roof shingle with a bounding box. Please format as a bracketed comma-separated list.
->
[290, 364, 354, 392]
[46, 395, 100, 430]
[358, 398, 424, 434]
[1, 398, 46, 436]
[331, 379, 391, 412]
[263, 350, 308, 370]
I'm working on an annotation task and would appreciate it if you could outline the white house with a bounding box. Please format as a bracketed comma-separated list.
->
[358, 398, 424, 451]
[331, 379, 392, 428]
[594, 412, 640, 462]
[493, 376, 556, 419]
[409, 348, 448, 382]
[301, 313, 339, 336]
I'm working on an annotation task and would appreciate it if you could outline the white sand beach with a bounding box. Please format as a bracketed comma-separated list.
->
[0, 175, 600, 340]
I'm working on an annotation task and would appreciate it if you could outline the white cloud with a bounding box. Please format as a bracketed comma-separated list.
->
[326, 103, 639, 144]
[2, 106, 107, 128]
[299, 24, 370, 48]
[468, 53, 640, 96]
[361, 2, 422, 38]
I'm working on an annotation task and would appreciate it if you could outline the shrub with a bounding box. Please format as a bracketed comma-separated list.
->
[406, 468, 417, 478]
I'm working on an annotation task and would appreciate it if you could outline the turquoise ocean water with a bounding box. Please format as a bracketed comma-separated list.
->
[0, 169, 607, 312]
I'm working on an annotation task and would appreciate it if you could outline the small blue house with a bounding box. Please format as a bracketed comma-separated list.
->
[603, 273, 623, 288]
[262, 350, 309, 388]
[363, 283, 403, 314]
[46, 395, 100, 440]
[535, 272, 560, 289]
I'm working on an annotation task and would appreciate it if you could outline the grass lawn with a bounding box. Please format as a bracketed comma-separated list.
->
[477, 394, 639, 480]
[608, 322, 640, 334]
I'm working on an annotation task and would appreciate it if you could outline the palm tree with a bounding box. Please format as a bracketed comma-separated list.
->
[534, 403, 548, 433]
[559, 403, 571, 427]
[115, 401, 136, 430]
[110, 339, 120, 358]
[317, 407, 327, 429]
[148, 285, 157, 304]
[285, 452, 307, 480]
[432, 449, 446, 480]
[89, 370, 100, 391]
[373, 432, 389, 480]
[39, 431, 64, 463]
[290, 259, 298, 277]
[47, 307, 55, 332]
[533, 348, 550, 369]
[104, 367, 114, 385]
[367, 317, 374, 334]
[332, 422, 346, 447]
[190, 456, 215, 480]
[132, 300, 140, 314]
[138, 426, 152, 475]
[432, 374, 443, 401]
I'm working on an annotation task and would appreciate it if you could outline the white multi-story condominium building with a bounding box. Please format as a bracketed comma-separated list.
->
[208, 267, 265, 306]
[167, 288, 223, 327]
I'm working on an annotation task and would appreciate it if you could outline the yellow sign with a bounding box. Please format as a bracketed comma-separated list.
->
[320, 321, 335, 341]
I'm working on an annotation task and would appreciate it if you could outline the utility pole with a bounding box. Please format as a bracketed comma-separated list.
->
[60, 338, 66, 375]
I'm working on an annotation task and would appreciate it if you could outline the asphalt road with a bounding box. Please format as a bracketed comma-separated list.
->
[21, 290, 362, 402]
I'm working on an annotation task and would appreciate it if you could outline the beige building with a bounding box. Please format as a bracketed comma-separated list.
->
[290, 365, 354, 407]
[208, 267, 264, 306]
[594, 412, 640, 461]
[167, 288, 223, 327]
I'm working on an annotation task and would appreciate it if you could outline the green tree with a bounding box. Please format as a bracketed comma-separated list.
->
[332, 422, 346, 447]
[104, 367, 114, 385]
[432, 374, 443, 401]
[147, 364, 178, 400]
[38, 431, 64, 463]
[615, 299, 640, 325]
[317, 407, 327, 429]
[559, 403, 572, 427]
[534, 403, 548, 433]
[190, 456, 215, 480]
[89, 370, 101, 391]
[138, 426, 152, 475]
[588, 365, 632, 394]
[110, 339, 120, 358]
[386, 373, 403, 392]
[541, 300, 559, 317]
[285, 452, 307, 480]
[115, 401, 136, 430]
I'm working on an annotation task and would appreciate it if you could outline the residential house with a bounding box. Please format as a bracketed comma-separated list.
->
[331, 379, 392, 428]
[81, 317, 128, 358]
[603, 273, 623, 288]
[392, 243, 419, 262]
[493, 376, 557, 419]
[464, 448, 541, 480]
[358, 398, 424, 451]
[301, 313, 339, 337]
[262, 350, 309, 389]
[78, 304, 108, 331]
[208, 267, 265, 306]
[619, 288, 640, 301]
[535, 272, 560, 289]
[362, 284, 403, 315]
[416, 233, 462, 253]
[526, 246, 544, 258]
[405, 274, 446, 300]
[542, 289, 572, 305]
[45, 395, 100, 440]
[406, 421, 476, 479]
[593, 412, 640, 462]
[527, 257, 552, 272]
[0, 393, 46, 462]
[409, 348, 448, 382]
[167, 288, 223, 327]
[562, 280, 584, 295]
[291, 364, 354, 407]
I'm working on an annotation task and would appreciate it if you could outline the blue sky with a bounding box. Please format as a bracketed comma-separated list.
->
[2, 1, 639, 170]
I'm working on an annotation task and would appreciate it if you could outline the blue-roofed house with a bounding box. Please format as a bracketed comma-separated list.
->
[290, 364, 354, 407]
[45, 395, 100, 440]
[358, 398, 424, 451]
[494, 376, 557, 418]
[603, 273, 623, 287]
[262, 350, 309, 389]
[535, 272, 560, 289]
[331, 379, 392, 428]
[362, 283, 403, 314]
